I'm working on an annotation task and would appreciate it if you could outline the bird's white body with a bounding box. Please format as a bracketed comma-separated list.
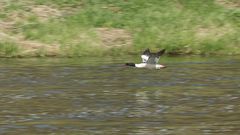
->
[135, 63, 166, 69]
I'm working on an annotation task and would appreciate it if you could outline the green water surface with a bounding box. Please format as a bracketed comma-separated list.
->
[0, 56, 239, 134]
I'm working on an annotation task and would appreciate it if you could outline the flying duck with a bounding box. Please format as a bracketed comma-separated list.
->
[125, 48, 166, 69]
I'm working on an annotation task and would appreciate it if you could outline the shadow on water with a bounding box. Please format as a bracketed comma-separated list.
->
[0, 56, 240, 134]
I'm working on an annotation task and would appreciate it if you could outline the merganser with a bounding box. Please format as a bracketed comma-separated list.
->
[126, 48, 166, 69]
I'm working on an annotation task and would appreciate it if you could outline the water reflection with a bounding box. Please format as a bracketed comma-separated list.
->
[0, 56, 240, 134]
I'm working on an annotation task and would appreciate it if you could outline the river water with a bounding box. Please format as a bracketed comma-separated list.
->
[0, 56, 239, 134]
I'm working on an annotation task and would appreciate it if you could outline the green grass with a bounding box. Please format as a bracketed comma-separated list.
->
[33, 0, 81, 7]
[0, 41, 20, 57]
[0, 13, 7, 19]
[2, 0, 240, 57]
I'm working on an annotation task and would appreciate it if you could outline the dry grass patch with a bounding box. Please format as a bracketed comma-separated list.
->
[215, 0, 240, 8]
[19, 40, 60, 56]
[0, 31, 60, 57]
[195, 24, 234, 39]
[31, 5, 62, 22]
[96, 28, 132, 48]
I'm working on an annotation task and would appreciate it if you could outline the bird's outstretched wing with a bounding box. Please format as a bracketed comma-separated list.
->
[146, 49, 165, 64]
[141, 48, 150, 63]
[146, 56, 159, 64]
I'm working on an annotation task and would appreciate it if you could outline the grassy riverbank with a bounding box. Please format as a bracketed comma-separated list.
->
[0, 0, 239, 57]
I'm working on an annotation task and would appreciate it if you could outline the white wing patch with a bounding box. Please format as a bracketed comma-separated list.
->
[141, 55, 149, 63]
